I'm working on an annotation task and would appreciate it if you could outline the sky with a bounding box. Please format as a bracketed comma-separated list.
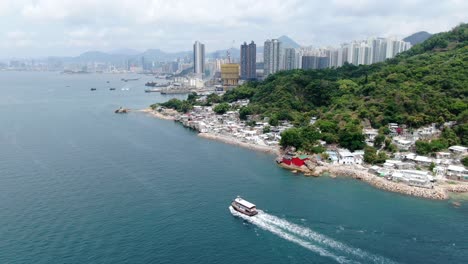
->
[0, 0, 467, 58]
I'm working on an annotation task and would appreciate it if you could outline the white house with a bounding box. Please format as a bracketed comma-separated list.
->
[393, 137, 413, 151]
[363, 129, 379, 143]
[448, 146, 468, 156]
[337, 150, 363, 165]
[391, 170, 434, 188]
[446, 165, 468, 181]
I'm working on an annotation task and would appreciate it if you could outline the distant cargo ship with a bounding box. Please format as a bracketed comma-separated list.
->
[121, 78, 140, 82]
[145, 81, 171, 87]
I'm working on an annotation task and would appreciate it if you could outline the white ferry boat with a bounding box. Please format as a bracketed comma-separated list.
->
[231, 196, 258, 216]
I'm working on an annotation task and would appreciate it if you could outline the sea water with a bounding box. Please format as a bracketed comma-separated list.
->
[0, 71, 466, 264]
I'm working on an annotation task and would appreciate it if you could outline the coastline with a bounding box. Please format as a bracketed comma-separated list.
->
[138, 108, 279, 154]
[139, 108, 468, 201]
[138, 108, 176, 120]
[198, 132, 280, 155]
[320, 165, 449, 200]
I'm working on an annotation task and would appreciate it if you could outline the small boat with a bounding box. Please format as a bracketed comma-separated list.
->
[114, 107, 128, 114]
[231, 196, 258, 216]
[109, 87, 116, 91]
[144, 88, 162, 93]
[90, 88, 97, 91]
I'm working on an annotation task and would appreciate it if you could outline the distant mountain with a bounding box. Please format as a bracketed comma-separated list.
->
[108, 48, 141, 56]
[140, 49, 191, 61]
[52, 37, 301, 64]
[255, 36, 301, 54]
[208, 48, 240, 60]
[278, 35, 301, 49]
[403, 31, 432, 45]
[76, 51, 127, 63]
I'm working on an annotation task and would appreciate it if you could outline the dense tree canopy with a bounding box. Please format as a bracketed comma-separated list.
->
[154, 24, 468, 151]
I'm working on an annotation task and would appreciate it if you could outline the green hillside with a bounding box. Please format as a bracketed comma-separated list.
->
[155, 24, 467, 151]
[223, 23, 468, 146]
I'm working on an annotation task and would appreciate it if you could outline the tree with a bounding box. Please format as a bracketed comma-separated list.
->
[159, 98, 183, 111]
[454, 123, 468, 146]
[269, 115, 279, 126]
[180, 101, 193, 113]
[263, 126, 271, 134]
[377, 152, 388, 163]
[187, 92, 198, 103]
[280, 128, 302, 149]
[415, 140, 432, 155]
[338, 124, 366, 151]
[415, 139, 448, 155]
[440, 127, 460, 146]
[462, 157, 468, 167]
[207, 93, 221, 105]
[213, 103, 230, 114]
[300, 125, 321, 144]
[374, 134, 386, 149]
[365, 146, 387, 164]
[316, 120, 338, 133]
[321, 133, 339, 144]
[364, 146, 378, 164]
[246, 120, 256, 127]
[239, 106, 253, 120]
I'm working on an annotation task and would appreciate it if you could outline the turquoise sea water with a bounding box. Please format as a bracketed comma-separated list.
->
[0, 71, 466, 264]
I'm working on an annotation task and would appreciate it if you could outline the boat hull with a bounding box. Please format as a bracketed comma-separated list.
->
[231, 202, 258, 216]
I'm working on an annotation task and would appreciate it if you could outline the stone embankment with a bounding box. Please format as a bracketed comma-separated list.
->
[441, 183, 468, 193]
[279, 161, 454, 200]
[324, 165, 449, 200]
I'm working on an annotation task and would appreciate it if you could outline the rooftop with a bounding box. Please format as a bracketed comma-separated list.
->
[234, 197, 256, 209]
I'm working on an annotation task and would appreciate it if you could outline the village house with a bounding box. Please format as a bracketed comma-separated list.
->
[363, 128, 379, 145]
[448, 146, 468, 156]
[337, 149, 363, 165]
[414, 123, 440, 140]
[393, 137, 413, 151]
[391, 170, 434, 188]
[446, 165, 468, 181]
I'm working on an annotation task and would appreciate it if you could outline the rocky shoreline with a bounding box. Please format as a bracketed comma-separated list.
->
[278, 161, 468, 200]
[140, 108, 468, 201]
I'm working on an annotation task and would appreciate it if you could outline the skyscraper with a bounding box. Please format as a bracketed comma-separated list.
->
[240, 41, 257, 80]
[283, 48, 296, 71]
[264, 39, 281, 76]
[193, 41, 205, 77]
[301, 56, 319, 70]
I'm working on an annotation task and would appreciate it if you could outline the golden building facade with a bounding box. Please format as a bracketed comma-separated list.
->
[221, 64, 240, 86]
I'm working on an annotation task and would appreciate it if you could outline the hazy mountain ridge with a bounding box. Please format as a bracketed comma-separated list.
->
[403, 31, 433, 45]
[57, 35, 301, 63]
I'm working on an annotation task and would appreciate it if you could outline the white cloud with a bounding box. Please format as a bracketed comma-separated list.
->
[0, 0, 466, 57]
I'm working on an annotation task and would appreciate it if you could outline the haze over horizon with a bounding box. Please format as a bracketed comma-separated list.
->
[1, 0, 467, 58]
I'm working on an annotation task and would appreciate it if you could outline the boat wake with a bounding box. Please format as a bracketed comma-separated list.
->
[229, 206, 396, 264]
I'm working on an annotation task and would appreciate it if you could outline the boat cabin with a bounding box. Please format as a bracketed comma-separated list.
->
[231, 197, 258, 216]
